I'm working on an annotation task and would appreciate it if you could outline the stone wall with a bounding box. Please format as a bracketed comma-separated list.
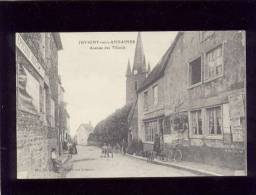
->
[17, 110, 49, 178]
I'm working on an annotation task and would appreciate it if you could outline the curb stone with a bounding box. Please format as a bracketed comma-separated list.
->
[126, 154, 223, 176]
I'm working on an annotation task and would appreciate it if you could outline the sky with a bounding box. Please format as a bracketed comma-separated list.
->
[58, 31, 177, 136]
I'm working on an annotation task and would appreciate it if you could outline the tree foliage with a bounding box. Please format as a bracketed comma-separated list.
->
[88, 104, 132, 146]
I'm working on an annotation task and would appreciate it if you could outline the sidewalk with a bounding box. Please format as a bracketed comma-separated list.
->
[127, 154, 245, 176]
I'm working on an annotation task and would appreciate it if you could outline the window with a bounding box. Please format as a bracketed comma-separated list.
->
[190, 110, 202, 135]
[206, 106, 222, 135]
[189, 57, 201, 86]
[153, 85, 158, 105]
[205, 45, 223, 80]
[23, 68, 40, 112]
[145, 120, 157, 142]
[135, 81, 137, 91]
[144, 91, 148, 111]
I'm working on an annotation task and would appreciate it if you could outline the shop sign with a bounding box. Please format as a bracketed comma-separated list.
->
[232, 127, 244, 142]
[16, 33, 45, 79]
[229, 94, 245, 120]
[229, 94, 245, 142]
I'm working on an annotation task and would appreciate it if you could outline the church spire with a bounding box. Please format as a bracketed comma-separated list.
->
[133, 32, 146, 73]
[147, 62, 151, 73]
[126, 59, 132, 77]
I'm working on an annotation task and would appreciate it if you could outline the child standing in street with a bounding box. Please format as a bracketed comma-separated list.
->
[107, 144, 113, 158]
[102, 143, 108, 158]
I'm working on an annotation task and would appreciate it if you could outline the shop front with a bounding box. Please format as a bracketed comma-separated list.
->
[142, 114, 165, 152]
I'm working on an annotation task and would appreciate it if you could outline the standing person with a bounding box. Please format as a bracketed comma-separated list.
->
[115, 143, 121, 153]
[121, 139, 125, 155]
[122, 139, 127, 155]
[67, 141, 73, 157]
[72, 142, 77, 155]
[107, 144, 113, 158]
[153, 133, 160, 159]
[51, 148, 61, 173]
[106, 143, 109, 158]
[102, 143, 107, 158]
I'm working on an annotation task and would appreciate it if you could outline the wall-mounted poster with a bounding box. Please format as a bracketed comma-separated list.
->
[229, 93, 245, 142]
[171, 112, 189, 133]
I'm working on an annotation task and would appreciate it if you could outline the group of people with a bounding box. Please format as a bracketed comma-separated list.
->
[101, 139, 128, 158]
[63, 140, 77, 155]
[101, 143, 113, 158]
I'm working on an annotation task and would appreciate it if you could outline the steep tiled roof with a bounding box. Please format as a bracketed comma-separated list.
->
[52, 33, 63, 50]
[137, 32, 183, 92]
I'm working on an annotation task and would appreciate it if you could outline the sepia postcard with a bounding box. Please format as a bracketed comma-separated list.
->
[16, 31, 246, 179]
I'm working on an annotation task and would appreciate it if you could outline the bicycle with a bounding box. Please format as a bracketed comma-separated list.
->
[146, 150, 156, 162]
[169, 144, 183, 162]
[162, 142, 183, 162]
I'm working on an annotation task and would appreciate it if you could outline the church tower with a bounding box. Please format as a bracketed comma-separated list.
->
[126, 32, 147, 104]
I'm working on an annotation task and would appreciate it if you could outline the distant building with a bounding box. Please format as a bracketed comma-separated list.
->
[76, 122, 94, 145]
[16, 33, 63, 178]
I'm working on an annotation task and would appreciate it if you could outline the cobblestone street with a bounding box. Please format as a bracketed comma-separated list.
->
[66, 145, 198, 178]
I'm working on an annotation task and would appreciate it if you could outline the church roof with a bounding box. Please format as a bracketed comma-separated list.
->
[138, 32, 183, 92]
[132, 32, 146, 73]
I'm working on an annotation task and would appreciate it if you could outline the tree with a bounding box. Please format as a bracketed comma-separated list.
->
[88, 104, 132, 146]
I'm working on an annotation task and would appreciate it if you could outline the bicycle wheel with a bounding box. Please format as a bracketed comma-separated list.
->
[167, 150, 173, 162]
[174, 149, 182, 162]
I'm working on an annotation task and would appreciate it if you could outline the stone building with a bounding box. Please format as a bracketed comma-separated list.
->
[16, 33, 63, 178]
[126, 32, 150, 146]
[136, 31, 246, 171]
[76, 122, 94, 145]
